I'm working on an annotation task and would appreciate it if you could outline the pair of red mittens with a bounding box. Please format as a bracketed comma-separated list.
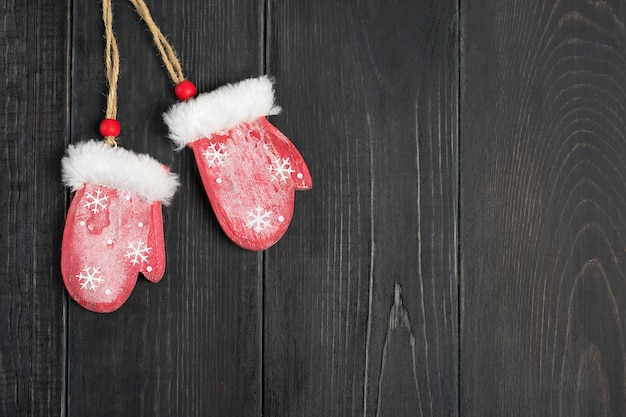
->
[61, 141, 179, 312]
[164, 76, 312, 251]
[61, 77, 311, 312]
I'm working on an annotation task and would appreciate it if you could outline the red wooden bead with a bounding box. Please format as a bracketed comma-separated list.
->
[100, 119, 121, 137]
[175, 80, 197, 101]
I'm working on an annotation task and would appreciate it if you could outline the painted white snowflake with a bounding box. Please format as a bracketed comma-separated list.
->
[202, 143, 228, 167]
[84, 188, 109, 214]
[76, 266, 104, 291]
[246, 206, 273, 232]
[269, 157, 295, 182]
[124, 240, 151, 265]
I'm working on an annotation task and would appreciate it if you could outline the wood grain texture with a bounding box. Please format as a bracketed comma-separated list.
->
[264, 1, 459, 416]
[11, 0, 626, 415]
[0, 0, 69, 415]
[68, 1, 263, 416]
[461, 0, 626, 415]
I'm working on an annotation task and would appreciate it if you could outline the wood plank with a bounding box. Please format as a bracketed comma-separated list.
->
[68, 1, 263, 415]
[0, 0, 69, 415]
[461, 1, 626, 415]
[264, 1, 459, 416]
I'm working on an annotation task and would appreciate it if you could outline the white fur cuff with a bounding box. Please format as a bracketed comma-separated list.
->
[163, 76, 282, 148]
[62, 140, 180, 205]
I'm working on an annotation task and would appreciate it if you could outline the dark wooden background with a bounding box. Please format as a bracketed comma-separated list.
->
[3, 0, 626, 415]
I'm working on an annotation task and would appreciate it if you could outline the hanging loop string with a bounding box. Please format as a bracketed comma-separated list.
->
[128, 0, 196, 100]
[102, 0, 121, 146]
[128, 0, 185, 85]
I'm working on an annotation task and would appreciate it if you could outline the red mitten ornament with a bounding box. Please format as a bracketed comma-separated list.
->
[61, 141, 179, 312]
[163, 76, 312, 251]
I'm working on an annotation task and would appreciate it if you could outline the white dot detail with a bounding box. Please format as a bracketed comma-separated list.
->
[147, 266, 153, 272]
[80, 221, 86, 227]
[278, 216, 285, 222]
[297, 173, 303, 179]
[216, 178, 222, 184]
[105, 289, 111, 295]
[138, 222, 143, 228]
[107, 239, 113, 245]
[125, 195, 131, 200]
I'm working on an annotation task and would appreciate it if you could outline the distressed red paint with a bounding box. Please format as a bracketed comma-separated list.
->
[188, 117, 311, 251]
[61, 183, 166, 312]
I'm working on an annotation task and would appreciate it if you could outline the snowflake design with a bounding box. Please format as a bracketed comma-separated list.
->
[124, 240, 151, 265]
[269, 158, 295, 182]
[76, 266, 104, 291]
[246, 206, 273, 232]
[202, 143, 228, 167]
[84, 188, 109, 214]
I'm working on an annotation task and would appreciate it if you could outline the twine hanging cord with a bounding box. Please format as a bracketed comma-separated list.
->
[102, 0, 120, 146]
[128, 0, 185, 85]
[99, 0, 188, 147]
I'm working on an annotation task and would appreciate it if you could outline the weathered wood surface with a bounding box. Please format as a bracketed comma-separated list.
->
[461, 0, 626, 416]
[0, 0, 68, 415]
[264, 0, 458, 416]
[1, 0, 458, 415]
[5, 0, 626, 416]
